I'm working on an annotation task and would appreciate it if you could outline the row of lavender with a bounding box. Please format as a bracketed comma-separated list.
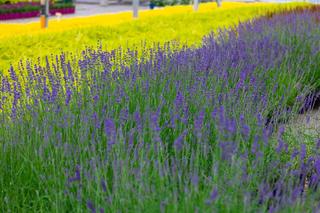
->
[0, 6, 320, 212]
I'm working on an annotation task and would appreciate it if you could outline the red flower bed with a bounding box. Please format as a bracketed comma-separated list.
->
[0, 2, 75, 20]
[0, 10, 39, 20]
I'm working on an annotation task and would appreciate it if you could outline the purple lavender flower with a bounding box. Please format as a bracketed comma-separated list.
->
[86, 200, 96, 213]
[150, 111, 161, 132]
[205, 187, 218, 205]
[65, 86, 72, 106]
[173, 130, 187, 151]
[8, 65, 18, 82]
[242, 124, 250, 138]
[211, 108, 218, 119]
[315, 158, 320, 175]
[226, 118, 237, 135]
[300, 144, 306, 161]
[291, 148, 299, 159]
[68, 165, 81, 183]
[191, 173, 199, 187]
[119, 108, 129, 125]
[104, 118, 115, 136]
[134, 111, 143, 133]
[278, 125, 285, 137]
[174, 91, 184, 109]
[104, 118, 116, 146]
[194, 110, 205, 137]
[219, 141, 237, 161]
[316, 138, 320, 150]
[101, 179, 107, 192]
[276, 137, 288, 153]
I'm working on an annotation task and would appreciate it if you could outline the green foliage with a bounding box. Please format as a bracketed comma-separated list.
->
[151, 0, 191, 6]
[0, 0, 16, 5]
[51, 2, 74, 9]
[0, 4, 39, 14]
[0, 0, 39, 4]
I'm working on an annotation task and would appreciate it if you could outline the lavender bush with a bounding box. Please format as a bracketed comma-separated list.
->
[0, 6, 320, 212]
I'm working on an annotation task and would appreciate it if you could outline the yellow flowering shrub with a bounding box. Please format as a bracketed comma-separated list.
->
[0, 2, 310, 72]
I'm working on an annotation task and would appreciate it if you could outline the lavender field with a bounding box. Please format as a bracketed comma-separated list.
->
[1, 5, 320, 212]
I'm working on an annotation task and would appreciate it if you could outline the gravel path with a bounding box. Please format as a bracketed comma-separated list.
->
[288, 108, 320, 138]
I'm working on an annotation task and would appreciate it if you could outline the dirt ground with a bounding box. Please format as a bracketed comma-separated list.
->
[288, 108, 320, 141]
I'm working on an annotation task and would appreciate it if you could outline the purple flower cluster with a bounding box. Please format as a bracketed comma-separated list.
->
[0, 5, 320, 212]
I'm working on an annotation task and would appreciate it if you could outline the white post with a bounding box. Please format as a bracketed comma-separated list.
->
[194, 0, 199, 11]
[40, 0, 49, 28]
[133, 0, 139, 18]
[45, 0, 49, 26]
[216, 0, 221, 7]
[100, 0, 108, 6]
